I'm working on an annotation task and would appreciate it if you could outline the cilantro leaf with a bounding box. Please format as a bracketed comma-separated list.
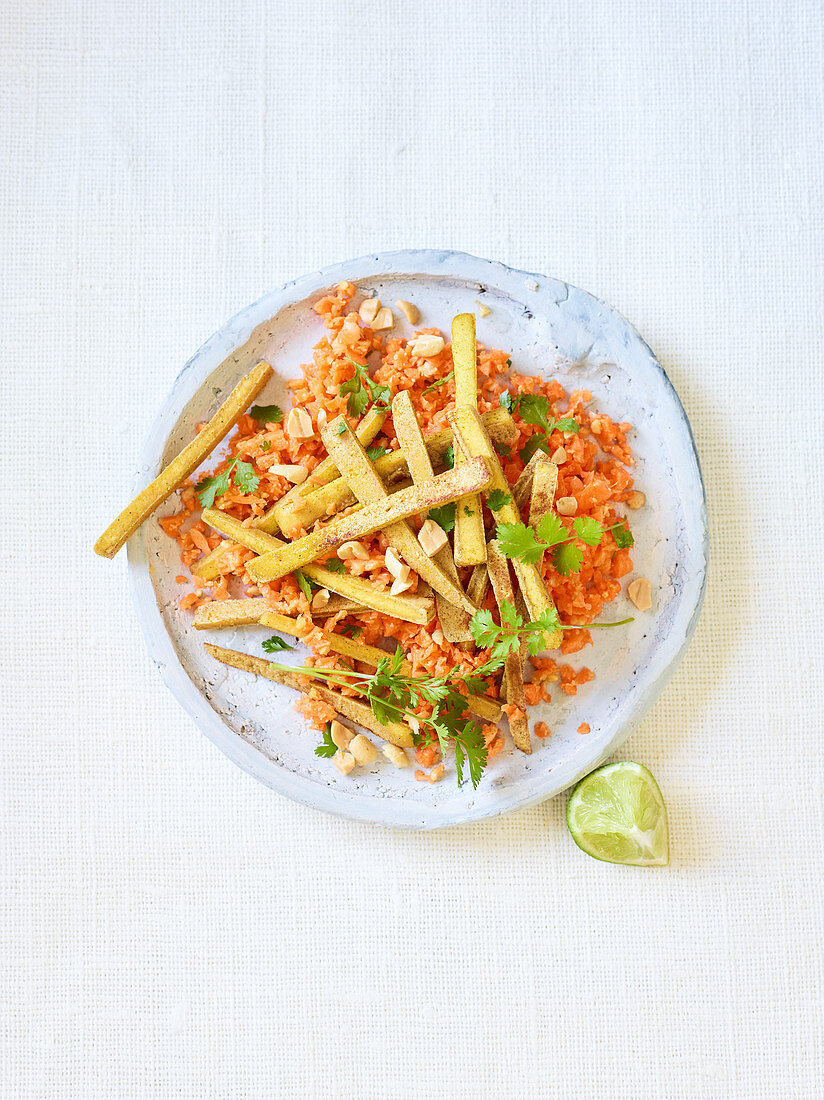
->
[262, 635, 293, 653]
[487, 489, 512, 513]
[338, 623, 363, 639]
[249, 404, 283, 424]
[366, 445, 389, 461]
[526, 608, 562, 653]
[195, 455, 259, 507]
[469, 608, 498, 648]
[535, 513, 568, 547]
[314, 726, 338, 758]
[463, 506, 475, 517]
[422, 371, 453, 394]
[518, 434, 551, 464]
[260, 440, 272, 452]
[496, 522, 546, 564]
[323, 558, 345, 574]
[195, 465, 233, 509]
[334, 420, 348, 435]
[429, 502, 456, 533]
[340, 375, 369, 418]
[611, 522, 634, 548]
[232, 459, 260, 495]
[454, 720, 487, 788]
[498, 390, 516, 412]
[495, 442, 512, 460]
[552, 417, 579, 434]
[443, 445, 455, 469]
[573, 516, 604, 547]
[517, 393, 550, 432]
[293, 572, 314, 602]
[553, 542, 583, 577]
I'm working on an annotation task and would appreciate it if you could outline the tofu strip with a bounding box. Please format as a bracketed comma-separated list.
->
[258, 406, 387, 529]
[486, 540, 530, 754]
[258, 612, 503, 724]
[203, 643, 413, 747]
[451, 313, 487, 566]
[448, 405, 562, 649]
[526, 457, 559, 570]
[390, 390, 474, 640]
[262, 406, 518, 537]
[94, 361, 274, 558]
[245, 458, 492, 584]
[316, 418, 481, 615]
[200, 509, 434, 625]
[192, 594, 364, 630]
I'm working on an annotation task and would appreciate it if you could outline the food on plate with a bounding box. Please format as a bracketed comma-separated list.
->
[98, 282, 646, 789]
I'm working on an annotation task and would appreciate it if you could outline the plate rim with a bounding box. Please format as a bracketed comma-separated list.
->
[127, 248, 708, 829]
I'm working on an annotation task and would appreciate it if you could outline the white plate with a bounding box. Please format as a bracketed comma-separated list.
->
[128, 250, 707, 829]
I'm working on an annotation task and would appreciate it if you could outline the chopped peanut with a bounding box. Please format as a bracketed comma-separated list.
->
[395, 299, 420, 324]
[349, 733, 377, 765]
[475, 300, 491, 317]
[556, 496, 577, 516]
[371, 307, 394, 331]
[410, 334, 444, 358]
[626, 490, 646, 509]
[333, 751, 356, 775]
[311, 588, 331, 611]
[551, 446, 567, 464]
[382, 743, 409, 768]
[330, 720, 353, 751]
[384, 547, 408, 579]
[286, 407, 314, 440]
[269, 464, 308, 485]
[338, 540, 369, 561]
[418, 518, 448, 556]
[358, 296, 381, 324]
[316, 409, 328, 431]
[627, 577, 652, 611]
[389, 575, 413, 596]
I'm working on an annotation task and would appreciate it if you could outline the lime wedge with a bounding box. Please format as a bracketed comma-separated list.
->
[566, 761, 669, 866]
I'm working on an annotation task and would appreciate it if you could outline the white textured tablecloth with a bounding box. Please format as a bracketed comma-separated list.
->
[3, 1, 823, 1096]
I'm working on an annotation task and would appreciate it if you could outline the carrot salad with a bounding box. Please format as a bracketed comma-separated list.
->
[160, 283, 639, 781]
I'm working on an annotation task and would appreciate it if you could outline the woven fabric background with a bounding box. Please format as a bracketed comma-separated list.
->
[2, 1, 822, 1097]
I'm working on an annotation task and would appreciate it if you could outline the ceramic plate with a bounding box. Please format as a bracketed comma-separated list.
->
[127, 250, 707, 828]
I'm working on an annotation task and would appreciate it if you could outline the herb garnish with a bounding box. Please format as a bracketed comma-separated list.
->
[422, 371, 454, 394]
[341, 357, 391, 417]
[293, 572, 314, 602]
[498, 390, 581, 462]
[496, 514, 633, 576]
[428, 502, 456, 533]
[487, 489, 512, 512]
[366, 444, 389, 461]
[249, 404, 284, 424]
[323, 558, 346, 574]
[196, 456, 260, 508]
[262, 635, 293, 653]
[314, 725, 338, 758]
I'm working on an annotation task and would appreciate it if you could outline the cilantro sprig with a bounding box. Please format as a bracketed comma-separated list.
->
[267, 645, 488, 788]
[498, 390, 581, 462]
[341, 357, 391, 418]
[262, 635, 294, 653]
[422, 370, 454, 394]
[469, 601, 633, 671]
[196, 456, 260, 508]
[428, 502, 456, 533]
[496, 514, 633, 576]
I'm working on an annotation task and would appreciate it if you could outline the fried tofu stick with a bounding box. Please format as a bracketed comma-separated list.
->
[321, 416, 478, 614]
[527, 457, 559, 570]
[262, 407, 518, 537]
[451, 313, 487, 566]
[448, 405, 562, 649]
[245, 457, 492, 585]
[388, 391, 475, 639]
[193, 597, 271, 629]
[257, 406, 388, 530]
[200, 509, 434, 625]
[94, 361, 274, 558]
[203, 643, 413, 747]
[486, 540, 530, 754]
